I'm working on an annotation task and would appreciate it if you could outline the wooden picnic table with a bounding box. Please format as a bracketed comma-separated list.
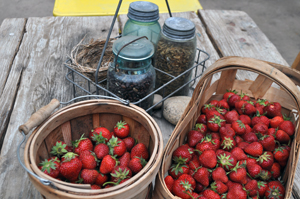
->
[0, 10, 298, 199]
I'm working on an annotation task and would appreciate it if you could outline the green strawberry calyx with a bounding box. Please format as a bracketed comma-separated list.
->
[107, 136, 121, 155]
[283, 114, 291, 121]
[267, 186, 283, 198]
[111, 167, 130, 181]
[72, 134, 87, 148]
[50, 141, 68, 157]
[257, 99, 268, 106]
[170, 163, 188, 175]
[92, 132, 107, 144]
[209, 115, 226, 127]
[221, 137, 234, 150]
[194, 123, 204, 131]
[39, 158, 59, 173]
[62, 152, 78, 162]
[180, 180, 193, 192]
[256, 152, 271, 164]
[217, 153, 233, 170]
[237, 120, 246, 129]
[115, 120, 127, 130]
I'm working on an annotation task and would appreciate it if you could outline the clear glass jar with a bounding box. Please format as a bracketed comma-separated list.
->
[107, 36, 156, 110]
[122, 1, 161, 46]
[153, 17, 197, 96]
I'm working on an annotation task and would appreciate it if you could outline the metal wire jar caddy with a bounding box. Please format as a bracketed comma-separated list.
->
[64, 0, 210, 114]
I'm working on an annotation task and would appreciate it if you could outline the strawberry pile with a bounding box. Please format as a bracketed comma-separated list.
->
[38, 120, 149, 189]
[164, 90, 295, 199]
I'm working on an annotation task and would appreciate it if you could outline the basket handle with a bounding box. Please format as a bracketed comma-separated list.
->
[19, 99, 60, 135]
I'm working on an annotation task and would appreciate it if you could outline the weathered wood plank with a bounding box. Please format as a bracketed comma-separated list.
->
[0, 18, 26, 149]
[0, 16, 119, 199]
[198, 9, 289, 84]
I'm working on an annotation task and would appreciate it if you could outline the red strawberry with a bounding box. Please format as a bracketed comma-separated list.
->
[235, 136, 244, 144]
[39, 157, 60, 178]
[95, 172, 108, 186]
[256, 151, 274, 170]
[228, 94, 241, 108]
[245, 124, 252, 134]
[237, 142, 249, 150]
[240, 92, 251, 101]
[202, 103, 216, 114]
[164, 175, 174, 192]
[258, 181, 268, 197]
[172, 179, 193, 199]
[196, 114, 207, 124]
[243, 132, 258, 143]
[89, 127, 112, 143]
[194, 123, 208, 134]
[191, 192, 199, 199]
[91, 184, 101, 189]
[80, 169, 99, 184]
[278, 119, 295, 136]
[107, 136, 126, 157]
[231, 147, 247, 161]
[113, 120, 130, 138]
[99, 155, 117, 174]
[193, 167, 210, 186]
[251, 111, 270, 127]
[243, 102, 256, 115]
[207, 115, 226, 132]
[256, 106, 264, 115]
[178, 174, 196, 190]
[245, 180, 258, 196]
[203, 189, 221, 199]
[73, 134, 93, 155]
[206, 110, 221, 119]
[228, 164, 247, 184]
[209, 99, 219, 106]
[224, 110, 239, 124]
[131, 143, 149, 160]
[212, 167, 228, 183]
[255, 99, 269, 108]
[232, 120, 246, 135]
[252, 123, 268, 134]
[50, 141, 72, 157]
[221, 136, 236, 151]
[168, 164, 189, 179]
[189, 155, 201, 171]
[195, 182, 205, 193]
[246, 157, 257, 166]
[264, 102, 282, 118]
[128, 157, 147, 174]
[259, 169, 272, 181]
[267, 128, 277, 137]
[211, 181, 228, 194]
[110, 166, 132, 183]
[94, 143, 109, 160]
[244, 142, 263, 157]
[273, 146, 290, 162]
[119, 152, 131, 167]
[172, 145, 193, 164]
[247, 163, 262, 178]
[219, 126, 235, 139]
[259, 135, 276, 151]
[60, 152, 82, 182]
[196, 142, 214, 154]
[227, 183, 247, 199]
[187, 130, 204, 147]
[217, 152, 237, 171]
[217, 99, 230, 110]
[79, 150, 98, 169]
[270, 162, 281, 179]
[223, 90, 238, 101]
[199, 149, 217, 169]
[265, 181, 285, 199]
[123, 137, 136, 151]
[235, 100, 247, 115]
[239, 114, 251, 125]
[270, 116, 284, 128]
[275, 129, 290, 144]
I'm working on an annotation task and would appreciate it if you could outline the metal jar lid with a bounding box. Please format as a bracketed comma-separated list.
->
[113, 35, 154, 61]
[127, 1, 159, 22]
[162, 17, 196, 40]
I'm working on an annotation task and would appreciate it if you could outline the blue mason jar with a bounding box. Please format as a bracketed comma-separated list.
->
[107, 36, 156, 110]
[154, 17, 197, 96]
[122, 1, 161, 46]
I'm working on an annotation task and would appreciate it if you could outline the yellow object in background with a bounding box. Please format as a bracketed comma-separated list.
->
[53, 0, 203, 16]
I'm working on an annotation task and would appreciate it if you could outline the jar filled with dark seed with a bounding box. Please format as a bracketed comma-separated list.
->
[153, 17, 197, 96]
[107, 35, 156, 110]
[122, 1, 161, 46]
